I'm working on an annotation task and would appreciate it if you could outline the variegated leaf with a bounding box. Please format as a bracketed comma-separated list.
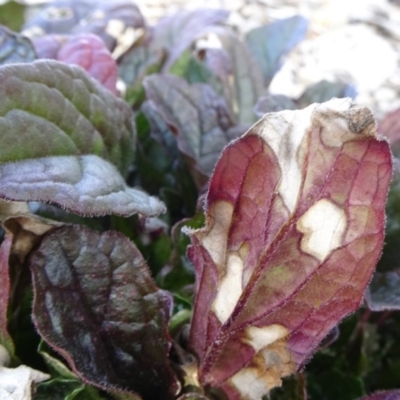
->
[186, 98, 392, 399]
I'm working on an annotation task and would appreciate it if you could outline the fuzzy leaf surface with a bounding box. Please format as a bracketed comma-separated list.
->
[143, 74, 242, 179]
[30, 225, 179, 400]
[0, 60, 134, 174]
[245, 16, 308, 86]
[186, 99, 392, 399]
[0, 25, 36, 64]
[358, 391, 400, 400]
[0, 155, 165, 217]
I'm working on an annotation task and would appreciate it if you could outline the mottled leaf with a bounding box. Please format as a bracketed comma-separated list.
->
[365, 270, 400, 311]
[297, 80, 357, 108]
[0, 60, 134, 174]
[30, 225, 179, 400]
[0, 25, 36, 65]
[23, 0, 145, 57]
[358, 391, 400, 400]
[254, 94, 297, 118]
[186, 99, 391, 399]
[0, 236, 13, 355]
[151, 8, 229, 71]
[245, 16, 308, 86]
[143, 74, 243, 181]
[0, 155, 165, 218]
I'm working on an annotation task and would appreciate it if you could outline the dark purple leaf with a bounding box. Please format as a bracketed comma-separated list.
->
[143, 74, 244, 181]
[245, 16, 308, 86]
[0, 25, 36, 64]
[358, 390, 400, 400]
[30, 225, 180, 400]
[186, 99, 392, 399]
[365, 270, 400, 311]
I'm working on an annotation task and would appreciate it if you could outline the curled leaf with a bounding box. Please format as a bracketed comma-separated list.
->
[0, 155, 165, 217]
[30, 225, 179, 399]
[186, 98, 392, 399]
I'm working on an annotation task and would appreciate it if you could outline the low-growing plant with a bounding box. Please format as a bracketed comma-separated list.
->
[0, 1, 399, 400]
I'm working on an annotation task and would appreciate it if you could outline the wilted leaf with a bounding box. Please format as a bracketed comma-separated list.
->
[0, 236, 13, 355]
[297, 80, 357, 108]
[365, 270, 400, 311]
[254, 94, 297, 118]
[30, 225, 179, 399]
[358, 390, 400, 400]
[0, 155, 165, 218]
[0, 60, 134, 174]
[245, 16, 308, 86]
[143, 74, 243, 181]
[151, 8, 229, 71]
[23, 0, 145, 57]
[0, 25, 36, 65]
[186, 99, 391, 399]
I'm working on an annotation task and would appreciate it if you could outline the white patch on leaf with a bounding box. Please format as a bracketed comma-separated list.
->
[230, 368, 270, 400]
[212, 253, 244, 323]
[244, 325, 289, 352]
[200, 201, 233, 267]
[0, 345, 49, 400]
[297, 198, 346, 262]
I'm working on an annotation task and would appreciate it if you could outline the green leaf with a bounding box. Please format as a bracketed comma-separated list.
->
[0, 60, 134, 175]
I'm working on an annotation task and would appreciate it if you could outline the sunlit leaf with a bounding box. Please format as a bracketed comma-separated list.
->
[186, 99, 391, 399]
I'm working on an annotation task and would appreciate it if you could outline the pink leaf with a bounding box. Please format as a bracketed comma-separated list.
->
[57, 34, 118, 94]
[186, 99, 392, 399]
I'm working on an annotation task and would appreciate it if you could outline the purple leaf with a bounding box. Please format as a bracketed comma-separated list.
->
[199, 29, 264, 125]
[0, 25, 36, 65]
[30, 225, 180, 399]
[151, 8, 229, 71]
[365, 270, 400, 311]
[245, 16, 308, 86]
[143, 74, 243, 181]
[358, 390, 400, 400]
[0, 155, 165, 218]
[34, 33, 118, 93]
[23, 0, 145, 56]
[185, 99, 392, 399]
